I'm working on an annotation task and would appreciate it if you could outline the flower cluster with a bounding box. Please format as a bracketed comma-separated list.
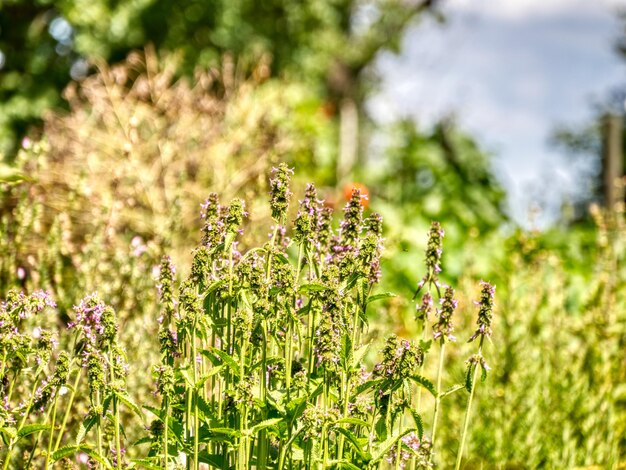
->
[201, 193, 225, 248]
[32, 351, 70, 412]
[386, 433, 433, 469]
[157, 255, 177, 321]
[301, 404, 339, 441]
[469, 281, 496, 342]
[2, 289, 56, 320]
[433, 286, 457, 343]
[69, 293, 117, 348]
[294, 184, 319, 244]
[359, 213, 384, 284]
[415, 292, 433, 324]
[225, 198, 247, 234]
[415, 222, 444, 296]
[374, 335, 423, 383]
[269, 163, 293, 221]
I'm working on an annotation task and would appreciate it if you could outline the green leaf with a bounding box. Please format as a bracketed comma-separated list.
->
[418, 339, 432, 353]
[249, 418, 282, 435]
[465, 363, 476, 393]
[17, 423, 50, 439]
[410, 375, 436, 397]
[329, 460, 363, 470]
[223, 232, 236, 251]
[143, 406, 186, 445]
[333, 428, 370, 462]
[198, 427, 240, 443]
[130, 458, 163, 470]
[335, 417, 370, 428]
[0, 164, 28, 184]
[200, 347, 240, 377]
[114, 391, 144, 421]
[1, 425, 17, 440]
[371, 428, 416, 464]
[76, 413, 98, 446]
[52, 445, 111, 468]
[366, 292, 397, 304]
[374, 416, 387, 441]
[409, 411, 424, 440]
[204, 279, 226, 297]
[440, 384, 465, 399]
[298, 283, 327, 293]
[352, 342, 371, 369]
[197, 451, 229, 469]
[195, 365, 225, 389]
[352, 378, 385, 398]
[196, 395, 215, 423]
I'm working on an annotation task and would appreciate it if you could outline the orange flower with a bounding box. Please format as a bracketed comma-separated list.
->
[343, 182, 369, 208]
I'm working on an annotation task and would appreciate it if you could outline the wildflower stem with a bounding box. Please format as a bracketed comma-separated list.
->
[431, 340, 446, 448]
[111, 352, 122, 470]
[95, 389, 103, 470]
[163, 397, 170, 468]
[45, 393, 59, 469]
[455, 341, 483, 470]
[192, 324, 199, 470]
[3, 373, 43, 470]
[54, 368, 82, 452]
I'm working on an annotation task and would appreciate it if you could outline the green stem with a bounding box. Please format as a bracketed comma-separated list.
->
[164, 397, 170, 468]
[91, 388, 103, 470]
[110, 352, 122, 470]
[431, 341, 446, 448]
[3, 374, 43, 470]
[455, 344, 483, 470]
[192, 325, 199, 470]
[54, 369, 82, 452]
[45, 395, 59, 469]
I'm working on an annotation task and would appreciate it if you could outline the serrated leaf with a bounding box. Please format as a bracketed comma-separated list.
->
[465, 363, 476, 393]
[204, 280, 226, 297]
[481, 363, 489, 382]
[130, 458, 162, 470]
[76, 413, 98, 446]
[419, 339, 432, 353]
[143, 406, 186, 445]
[195, 365, 225, 390]
[329, 459, 363, 470]
[200, 347, 240, 377]
[371, 428, 416, 464]
[249, 418, 282, 435]
[333, 428, 370, 462]
[352, 342, 371, 369]
[0, 164, 28, 184]
[114, 391, 144, 421]
[335, 417, 370, 428]
[352, 378, 385, 398]
[52, 445, 111, 468]
[198, 427, 240, 444]
[410, 375, 436, 397]
[366, 292, 397, 304]
[17, 423, 50, 439]
[440, 384, 465, 399]
[298, 283, 327, 293]
[409, 411, 424, 440]
[196, 395, 214, 422]
[197, 450, 229, 469]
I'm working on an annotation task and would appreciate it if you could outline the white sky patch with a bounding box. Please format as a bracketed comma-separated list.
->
[370, 0, 626, 226]
[445, 0, 626, 20]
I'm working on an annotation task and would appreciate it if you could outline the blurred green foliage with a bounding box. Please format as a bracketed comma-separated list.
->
[0, 0, 439, 155]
